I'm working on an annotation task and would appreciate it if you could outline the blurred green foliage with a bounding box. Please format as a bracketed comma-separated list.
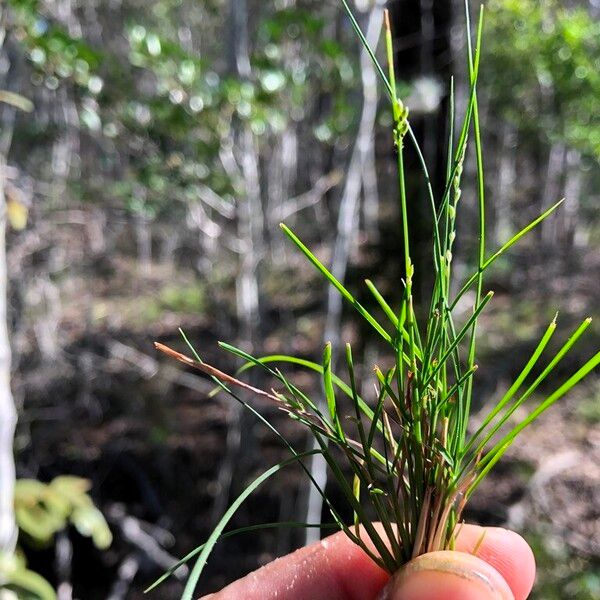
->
[576, 381, 600, 425]
[158, 281, 206, 314]
[0, 477, 111, 600]
[486, 0, 600, 159]
[8, 0, 101, 91]
[15, 476, 112, 550]
[0, 551, 56, 600]
[8, 0, 358, 224]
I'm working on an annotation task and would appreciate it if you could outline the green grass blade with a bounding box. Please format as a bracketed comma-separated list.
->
[364, 279, 422, 361]
[340, 0, 393, 99]
[466, 441, 511, 499]
[443, 75, 455, 256]
[352, 472, 361, 528]
[176, 333, 353, 539]
[323, 342, 344, 440]
[217, 342, 325, 417]
[367, 376, 385, 449]
[316, 438, 397, 571]
[345, 343, 369, 452]
[220, 348, 377, 423]
[463, 315, 558, 456]
[462, 2, 487, 443]
[470, 317, 593, 464]
[450, 199, 565, 310]
[145, 521, 337, 592]
[436, 364, 478, 416]
[422, 291, 494, 390]
[479, 349, 600, 471]
[436, 3, 483, 236]
[181, 450, 320, 600]
[365, 278, 399, 328]
[280, 223, 392, 343]
[384, 8, 400, 121]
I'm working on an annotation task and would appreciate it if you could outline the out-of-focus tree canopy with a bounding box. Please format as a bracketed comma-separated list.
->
[485, 0, 600, 159]
[7, 0, 359, 222]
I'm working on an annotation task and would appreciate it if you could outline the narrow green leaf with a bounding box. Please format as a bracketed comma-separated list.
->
[479, 348, 600, 470]
[352, 474, 361, 528]
[423, 291, 494, 389]
[181, 450, 320, 600]
[340, 0, 393, 99]
[145, 521, 337, 592]
[323, 342, 343, 440]
[467, 441, 511, 499]
[472, 318, 594, 464]
[463, 315, 558, 456]
[364, 279, 422, 363]
[280, 224, 392, 344]
[462, 1, 487, 443]
[365, 279, 399, 329]
[221, 346, 370, 421]
[178, 332, 348, 539]
[451, 199, 564, 310]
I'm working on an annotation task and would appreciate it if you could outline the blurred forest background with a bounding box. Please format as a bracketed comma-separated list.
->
[0, 0, 599, 598]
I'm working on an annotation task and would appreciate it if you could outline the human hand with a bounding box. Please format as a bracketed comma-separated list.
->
[201, 524, 536, 600]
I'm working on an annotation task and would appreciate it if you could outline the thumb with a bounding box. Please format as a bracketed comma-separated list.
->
[378, 551, 515, 600]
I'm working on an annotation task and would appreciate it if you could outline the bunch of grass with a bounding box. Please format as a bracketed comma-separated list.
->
[150, 2, 599, 598]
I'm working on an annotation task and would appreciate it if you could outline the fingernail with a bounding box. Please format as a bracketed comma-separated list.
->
[377, 551, 514, 600]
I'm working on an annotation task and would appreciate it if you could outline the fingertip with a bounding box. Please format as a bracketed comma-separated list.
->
[456, 526, 536, 600]
[381, 551, 514, 600]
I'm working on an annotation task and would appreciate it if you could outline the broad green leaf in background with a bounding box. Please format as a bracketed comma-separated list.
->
[14, 477, 112, 550]
[0, 551, 56, 600]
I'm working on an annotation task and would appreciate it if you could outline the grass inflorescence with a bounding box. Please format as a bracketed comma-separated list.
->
[151, 2, 600, 597]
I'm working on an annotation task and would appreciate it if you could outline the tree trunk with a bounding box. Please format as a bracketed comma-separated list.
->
[494, 123, 516, 247]
[561, 149, 582, 250]
[0, 6, 17, 556]
[541, 142, 566, 247]
[0, 157, 17, 556]
[304, 0, 384, 545]
[211, 0, 263, 524]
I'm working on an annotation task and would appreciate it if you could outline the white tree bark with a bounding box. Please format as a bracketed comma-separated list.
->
[0, 158, 17, 555]
[0, 3, 17, 554]
[211, 0, 263, 524]
[562, 149, 582, 248]
[541, 142, 566, 247]
[495, 123, 516, 247]
[304, 0, 384, 545]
